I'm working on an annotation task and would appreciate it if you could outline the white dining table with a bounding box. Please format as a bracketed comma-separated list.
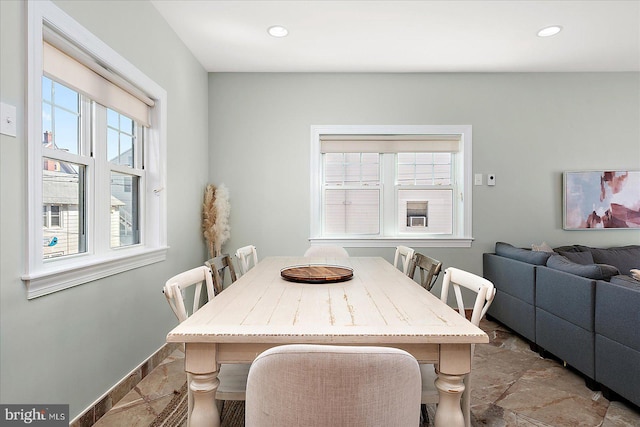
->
[166, 256, 488, 427]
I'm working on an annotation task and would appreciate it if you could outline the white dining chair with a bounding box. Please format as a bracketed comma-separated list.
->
[163, 266, 249, 413]
[235, 245, 258, 275]
[245, 344, 421, 427]
[420, 267, 496, 427]
[163, 266, 215, 322]
[393, 245, 415, 275]
[303, 245, 349, 258]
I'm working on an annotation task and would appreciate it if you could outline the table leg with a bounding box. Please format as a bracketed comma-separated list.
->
[188, 372, 220, 427]
[434, 372, 465, 427]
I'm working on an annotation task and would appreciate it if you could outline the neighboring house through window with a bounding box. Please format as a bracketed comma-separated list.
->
[310, 125, 473, 248]
[24, 1, 167, 298]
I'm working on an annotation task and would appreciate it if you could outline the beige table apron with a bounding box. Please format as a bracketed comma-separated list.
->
[166, 256, 488, 427]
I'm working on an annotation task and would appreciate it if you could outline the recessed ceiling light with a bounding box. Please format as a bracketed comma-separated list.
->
[268, 25, 288, 38]
[537, 25, 562, 37]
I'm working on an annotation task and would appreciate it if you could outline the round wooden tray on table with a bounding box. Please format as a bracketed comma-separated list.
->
[280, 264, 354, 284]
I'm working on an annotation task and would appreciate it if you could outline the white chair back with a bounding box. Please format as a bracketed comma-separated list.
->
[235, 245, 258, 275]
[440, 267, 496, 327]
[246, 344, 421, 427]
[393, 245, 415, 275]
[163, 266, 214, 323]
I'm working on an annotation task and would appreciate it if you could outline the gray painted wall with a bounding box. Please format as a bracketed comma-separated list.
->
[208, 72, 640, 275]
[0, 0, 209, 418]
[1, 0, 639, 420]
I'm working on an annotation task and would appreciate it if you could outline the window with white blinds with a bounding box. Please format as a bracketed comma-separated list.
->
[310, 126, 472, 247]
[324, 153, 381, 235]
[397, 152, 452, 186]
[25, 0, 167, 298]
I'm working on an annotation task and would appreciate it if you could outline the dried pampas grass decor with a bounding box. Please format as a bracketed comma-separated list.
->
[202, 184, 231, 258]
[212, 184, 231, 256]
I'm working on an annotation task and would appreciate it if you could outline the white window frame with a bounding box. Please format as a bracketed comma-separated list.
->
[24, 0, 168, 299]
[310, 125, 473, 248]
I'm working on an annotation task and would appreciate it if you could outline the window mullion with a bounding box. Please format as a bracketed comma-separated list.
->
[382, 154, 395, 236]
[137, 126, 144, 170]
[92, 103, 110, 254]
[76, 96, 91, 255]
[137, 126, 146, 244]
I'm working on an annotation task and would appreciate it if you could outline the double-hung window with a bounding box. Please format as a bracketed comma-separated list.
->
[310, 125, 472, 247]
[24, 1, 167, 298]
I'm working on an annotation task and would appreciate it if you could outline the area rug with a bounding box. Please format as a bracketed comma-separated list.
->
[149, 383, 245, 427]
[149, 382, 188, 427]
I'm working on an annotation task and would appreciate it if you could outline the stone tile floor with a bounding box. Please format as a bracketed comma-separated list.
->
[92, 349, 187, 427]
[470, 320, 639, 426]
[93, 318, 640, 426]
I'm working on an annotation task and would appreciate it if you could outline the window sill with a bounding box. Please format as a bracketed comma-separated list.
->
[21, 246, 168, 299]
[308, 237, 473, 248]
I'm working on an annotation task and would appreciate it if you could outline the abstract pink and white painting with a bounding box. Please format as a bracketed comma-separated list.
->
[564, 171, 640, 229]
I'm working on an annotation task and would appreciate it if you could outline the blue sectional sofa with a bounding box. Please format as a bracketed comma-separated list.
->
[595, 274, 640, 407]
[483, 242, 640, 407]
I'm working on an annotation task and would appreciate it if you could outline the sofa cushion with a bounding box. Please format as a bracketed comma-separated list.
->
[609, 274, 640, 289]
[546, 255, 619, 280]
[537, 266, 596, 331]
[553, 245, 586, 253]
[595, 335, 640, 407]
[536, 308, 595, 378]
[557, 250, 594, 265]
[581, 245, 640, 276]
[595, 280, 640, 351]
[495, 242, 552, 265]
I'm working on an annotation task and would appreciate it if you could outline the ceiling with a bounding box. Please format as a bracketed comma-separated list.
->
[150, 1, 640, 73]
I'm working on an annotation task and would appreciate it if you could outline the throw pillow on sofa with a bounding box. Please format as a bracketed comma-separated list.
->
[546, 254, 620, 280]
[531, 242, 554, 252]
[495, 242, 553, 265]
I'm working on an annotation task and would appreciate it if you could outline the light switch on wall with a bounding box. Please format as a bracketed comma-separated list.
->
[487, 173, 496, 186]
[1, 102, 17, 138]
[474, 174, 483, 185]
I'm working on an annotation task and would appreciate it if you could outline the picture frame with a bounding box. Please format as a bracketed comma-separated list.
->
[563, 170, 640, 230]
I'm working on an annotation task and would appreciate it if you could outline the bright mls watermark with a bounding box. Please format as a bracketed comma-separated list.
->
[1, 405, 68, 426]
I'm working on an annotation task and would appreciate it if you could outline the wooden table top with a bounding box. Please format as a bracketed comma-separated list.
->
[166, 256, 488, 346]
[280, 264, 353, 283]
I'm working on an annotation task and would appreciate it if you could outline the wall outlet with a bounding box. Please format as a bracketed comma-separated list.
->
[487, 173, 496, 186]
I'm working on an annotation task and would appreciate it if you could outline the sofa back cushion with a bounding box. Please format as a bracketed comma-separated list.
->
[495, 242, 552, 265]
[546, 255, 619, 280]
[556, 250, 594, 265]
[581, 245, 640, 276]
